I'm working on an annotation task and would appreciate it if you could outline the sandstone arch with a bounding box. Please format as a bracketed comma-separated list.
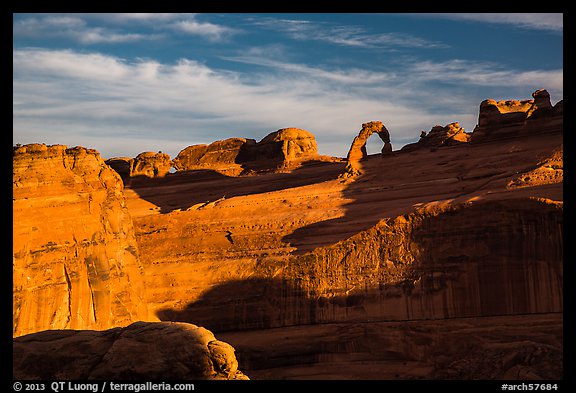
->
[342, 121, 392, 179]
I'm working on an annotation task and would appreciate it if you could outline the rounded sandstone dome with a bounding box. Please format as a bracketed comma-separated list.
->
[260, 128, 315, 143]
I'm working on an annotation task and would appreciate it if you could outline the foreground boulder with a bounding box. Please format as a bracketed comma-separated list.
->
[13, 144, 150, 337]
[13, 322, 249, 380]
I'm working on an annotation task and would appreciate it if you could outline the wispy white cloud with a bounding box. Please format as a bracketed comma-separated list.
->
[13, 15, 151, 44]
[249, 17, 448, 49]
[409, 59, 563, 93]
[171, 18, 237, 41]
[411, 13, 563, 32]
[13, 13, 238, 44]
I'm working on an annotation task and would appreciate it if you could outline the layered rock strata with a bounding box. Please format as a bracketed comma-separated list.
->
[13, 322, 249, 380]
[13, 144, 150, 337]
[159, 198, 562, 332]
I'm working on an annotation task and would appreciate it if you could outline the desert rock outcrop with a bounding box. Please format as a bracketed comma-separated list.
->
[171, 138, 255, 176]
[13, 321, 249, 380]
[471, 89, 563, 142]
[342, 121, 392, 178]
[13, 144, 150, 337]
[172, 128, 318, 175]
[242, 127, 318, 162]
[106, 151, 171, 180]
[402, 122, 471, 151]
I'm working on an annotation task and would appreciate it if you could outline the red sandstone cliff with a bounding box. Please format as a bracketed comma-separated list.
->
[13, 144, 151, 337]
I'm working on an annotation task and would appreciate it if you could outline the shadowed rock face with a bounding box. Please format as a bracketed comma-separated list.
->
[13, 322, 249, 380]
[172, 128, 318, 175]
[13, 144, 150, 337]
[343, 121, 392, 178]
[471, 89, 563, 142]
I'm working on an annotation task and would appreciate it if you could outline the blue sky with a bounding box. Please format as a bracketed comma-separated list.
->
[13, 13, 563, 159]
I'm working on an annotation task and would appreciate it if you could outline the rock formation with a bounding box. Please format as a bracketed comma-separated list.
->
[471, 89, 563, 142]
[13, 144, 150, 337]
[13, 321, 249, 380]
[132, 151, 172, 178]
[242, 127, 318, 163]
[172, 128, 318, 176]
[342, 121, 392, 178]
[106, 151, 171, 181]
[13, 88, 563, 380]
[171, 138, 256, 176]
[402, 122, 471, 151]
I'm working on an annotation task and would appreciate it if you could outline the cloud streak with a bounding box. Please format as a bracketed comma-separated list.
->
[412, 13, 563, 32]
[248, 17, 448, 49]
[13, 15, 151, 44]
[13, 13, 238, 44]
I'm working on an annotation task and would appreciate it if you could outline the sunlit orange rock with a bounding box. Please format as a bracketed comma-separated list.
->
[13, 144, 151, 337]
[106, 151, 171, 180]
[172, 128, 318, 175]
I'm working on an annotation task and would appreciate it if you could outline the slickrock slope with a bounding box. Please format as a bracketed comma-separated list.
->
[172, 128, 318, 176]
[13, 322, 249, 380]
[13, 144, 150, 337]
[508, 145, 563, 189]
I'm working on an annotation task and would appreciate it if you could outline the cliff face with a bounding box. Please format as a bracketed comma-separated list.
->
[13, 144, 150, 337]
[13, 321, 248, 380]
[160, 198, 562, 331]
